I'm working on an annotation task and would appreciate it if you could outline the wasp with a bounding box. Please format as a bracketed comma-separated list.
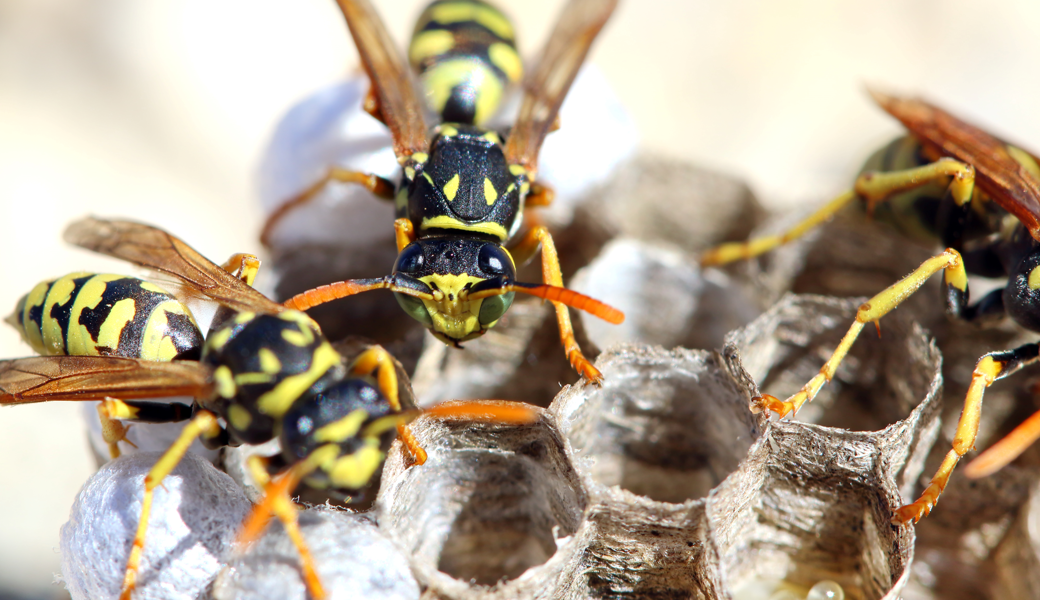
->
[0, 217, 535, 600]
[260, 0, 624, 383]
[701, 91, 1040, 524]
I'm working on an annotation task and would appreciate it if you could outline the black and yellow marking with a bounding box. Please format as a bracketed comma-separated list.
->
[401, 123, 522, 243]
[9, 273, 203, 362]
[265, 0, 624, 385]
[409, 0, 522, 126]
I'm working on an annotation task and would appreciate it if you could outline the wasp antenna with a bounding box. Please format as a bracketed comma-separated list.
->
[509, 282, 625, 324]
[283, 277, 392, 311]
[423, 400, 539, 424]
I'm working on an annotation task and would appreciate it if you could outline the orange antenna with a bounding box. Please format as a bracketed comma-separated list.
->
[471, 282, 625, 324]
[283, 276, 433, 311]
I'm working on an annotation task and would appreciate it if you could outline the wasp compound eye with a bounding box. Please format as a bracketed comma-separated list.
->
[394, 243, 425, 274]
[395, 293, 434, 327]
[478, 244, 513, 278]
[478, 291, 514, 327]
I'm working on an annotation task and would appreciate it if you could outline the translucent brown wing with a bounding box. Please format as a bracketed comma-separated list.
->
[335, 0, 429, 158]
[504, 0, 617, 172]
[64, 217, 284, 315]
[0, 356, 212, 405]
[870, 90, 1040, 242]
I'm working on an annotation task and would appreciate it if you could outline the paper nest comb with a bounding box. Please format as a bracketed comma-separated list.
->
[55, 77, 1040, 599]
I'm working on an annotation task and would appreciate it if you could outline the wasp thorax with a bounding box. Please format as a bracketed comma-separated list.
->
[201, 310, 343, 444]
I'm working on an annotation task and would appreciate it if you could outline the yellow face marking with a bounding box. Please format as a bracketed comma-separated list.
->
[328, 441, 385, 490]
[258, 348, 282, 374]
[314, 409, 369, 443]
[1029, 265, 1040, 290]
[439, 124, 459, 138]
[214, 365, 237, 399]
[487, 42, 522, 83]
[228, 405, 252, 432]
[420, 215, 508, 241]
[443, 173, 460, 201]
[421, 59, 503, 126]
[257, 342, 341, 418]
[408, 29, 455, 66]
[428, 2, 515, 39]
[418, 273, 486, 340]
[483, 177, 498, 206]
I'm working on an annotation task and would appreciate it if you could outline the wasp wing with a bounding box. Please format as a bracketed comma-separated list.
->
[871, 90, 1040, 243]
[0, 356, 212, 405]
[64, 217, 285, 315]
[335, 0, 429, 159]
[504, 0, 617, 173]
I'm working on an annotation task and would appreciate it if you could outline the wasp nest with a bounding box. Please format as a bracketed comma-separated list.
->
[734, 207, 1040, 599]
[59, 293, 943, 600]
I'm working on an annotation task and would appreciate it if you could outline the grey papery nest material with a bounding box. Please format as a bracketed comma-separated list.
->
[61, 295, 944, 600]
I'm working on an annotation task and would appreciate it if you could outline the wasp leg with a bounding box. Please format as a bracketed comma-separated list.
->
[966, 405, 1040, 479]
[119, 410, 224, 600]
[754, 249, 966, 417]
[893, 343, 1040, 524]
[96, 398, 194, 459]
[511, 225, 602, 382]
[525, 181, 555, 207]
[350, 345, 427, 465]
[394, 218, 416, 252]
[260, 169, 396, 246]
[238, 456, 327, 600]
[220, 253, 262, 285]
[700, 158, 976, 266]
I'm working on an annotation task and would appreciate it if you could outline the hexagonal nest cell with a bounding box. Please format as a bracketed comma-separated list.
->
[55, 153, 1040, 600]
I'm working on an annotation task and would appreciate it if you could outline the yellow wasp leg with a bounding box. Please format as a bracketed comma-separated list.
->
[511, 226, 603, 383]
[525, 181, 555, 207]
[220, 253, 262, 286]
[892, 355, 1004, 524]
[97, 398, 139, 460]
[394, 218, 416, 253]
[260, 168, 396, 246]
[119, 411, 222, 600]
[700, 158, 976, 266]
[350, 345, 427, 465]
[238, 456, 326, 600]
[965, 407, 1040, 479]
[754, 249, 967, 418]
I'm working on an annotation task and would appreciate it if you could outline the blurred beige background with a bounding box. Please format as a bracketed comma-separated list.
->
[2, 0, 1040, 598]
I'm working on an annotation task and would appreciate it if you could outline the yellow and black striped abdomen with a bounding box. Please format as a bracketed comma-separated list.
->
[409, 0, 522, 126]
[9, 273, 203, 362]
